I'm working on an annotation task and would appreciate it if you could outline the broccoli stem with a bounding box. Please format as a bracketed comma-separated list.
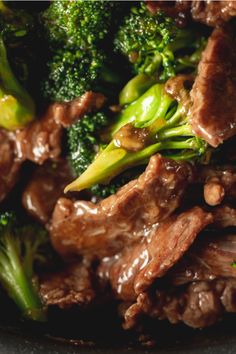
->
[65, 136, 200, 193]
[0, 232, 46, 321]
[119, 73, 157, 106]
[0, 37, 35, 130]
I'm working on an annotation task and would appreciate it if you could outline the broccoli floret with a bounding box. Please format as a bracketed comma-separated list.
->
[0, 212, 47, 321]
[68, 112, 109, 176]
[41, 0, 116, 50]
[43, 47, 121, 102]
[114, 3, 206, 82]
[0, 35, 35, 129]
[65, 82, 207, 193]
[68, 111, 128, 198]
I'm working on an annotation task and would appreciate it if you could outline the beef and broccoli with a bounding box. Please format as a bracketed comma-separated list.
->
[1, 0, 236, 343]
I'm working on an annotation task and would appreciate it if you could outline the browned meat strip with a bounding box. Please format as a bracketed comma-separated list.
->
[168, 232, 236, 286]
[39, 262, 96, 309]
[15, 105, 63, 165]
[191, 1, 236, 27]
[15, 92, 105, 165]
[190, 26, 236, 147]
[147, 1, 236, 27]
[98, 207, 212, 301]
[53, 91, 106, 128]
[50, 155, 193, 258]
[123, 278, 236, 330]
[0, 129, 21, 202]
[213, 205, 236, 228]
[22, 159, 73, 224]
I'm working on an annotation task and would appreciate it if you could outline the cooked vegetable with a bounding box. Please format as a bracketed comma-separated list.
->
[43, 48, 120, 102]
[0, 212, 47, 321]
[65, 83, 207, 193]
[115, 3, 206, 83]
[41, 0, 117, 49]
[0, 36, 35, 129]
[116, 5, 207, 106]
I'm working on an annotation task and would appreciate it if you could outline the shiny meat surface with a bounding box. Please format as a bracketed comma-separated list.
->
[50, 155, 193, 258]
[190, 26, 236, 147]
[168, 232, 236, 286]
[213, 206, 236, 228]
[98, 207, 212, 301]
[191, 0, 236, 26]
[15, 104, 63, 165]
[22, 159, 73, 224]
[15, 91, 105, 165]
[0, 129, 21, 202]
[53, 91, 106, 128]
[147, 1, 236, 27]
[123, 278, 236, 330]
[39, 262, 96, 309]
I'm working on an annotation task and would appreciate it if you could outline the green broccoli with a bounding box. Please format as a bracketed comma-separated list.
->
[114, 3, 206, 87]
[68, 111, 134, 198]
[0, 1, 35, 129]
[43, 47, 121, 102]
[41, 0, 117, 50]
[0, 36, 35, 129]
[0, 212, 47, 321]
[65, 82, 207, 193]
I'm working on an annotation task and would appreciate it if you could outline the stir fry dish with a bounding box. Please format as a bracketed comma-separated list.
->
[1, 0, 236, 337]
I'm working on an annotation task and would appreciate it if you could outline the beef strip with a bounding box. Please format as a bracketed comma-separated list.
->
[147, 1, 236, 27]
[22, 159, 73, 224]
[213, 205, 236, 228]
[0, 129, 21, 202]
[98, 207, 212, 301]
[191, 1, 236, 27]
[190, 26, 236, 147]
[50, 154, 193, 259]
[15, 91, 105, 165]
[15, 104, 63, 165]
[123, 278, 236, 329]
[168, 232, 236, 286]
[39, 261, 96, 309]
[53, 91, 106, 128]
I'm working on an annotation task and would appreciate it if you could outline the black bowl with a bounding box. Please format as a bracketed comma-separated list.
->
[0, 293, 236, 354]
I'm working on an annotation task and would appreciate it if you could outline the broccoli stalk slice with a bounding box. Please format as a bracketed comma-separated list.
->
[65, 136, 203, 193]
[65, 83, 206, 193]
[0, 213, 47, 322]
[0, 37, 35, 130]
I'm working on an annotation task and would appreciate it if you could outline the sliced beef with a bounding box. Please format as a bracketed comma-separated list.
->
[190, 26, 236, 147]
[147, 1, 236, 27]
[15, 92, 105, 165]
[22, 159, 73, 224]
[191, 1, 236, 27]
[123, 278, 236, 330]
[39, 262, 96, 309]
[53, 91, 106, 128]
[168, 233, 236, 286]
[213, 205, 236, 228]
[0, 129, 21, 202]
[98, 207, 212, 301]
[15, 104, 63, 165]
[50, 154, 193, 259]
